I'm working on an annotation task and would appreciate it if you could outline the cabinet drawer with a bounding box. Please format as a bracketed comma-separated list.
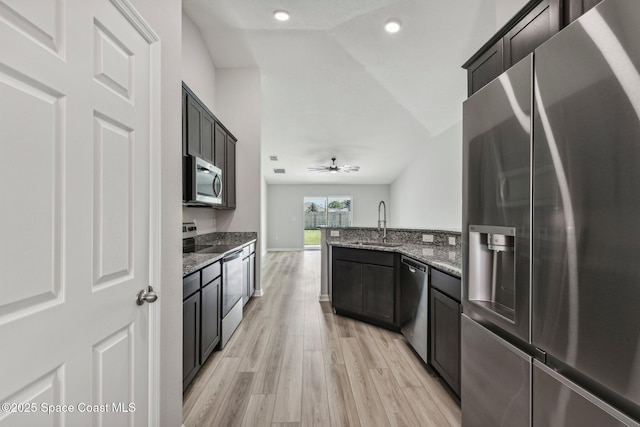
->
[202, 261, 221, 285]
[183, 271, 200, 299]
[333, 247, 394, 267]
[431, 269, 461, 302]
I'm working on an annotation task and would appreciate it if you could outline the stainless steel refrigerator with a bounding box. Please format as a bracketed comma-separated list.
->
[462, 0, 640, 425]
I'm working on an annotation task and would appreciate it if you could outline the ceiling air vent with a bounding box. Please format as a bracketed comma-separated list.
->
[269, 155, 278, 161]
[273, 168, 286, 174]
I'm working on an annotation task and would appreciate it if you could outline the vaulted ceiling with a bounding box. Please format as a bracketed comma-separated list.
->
[182, 0, 504, 184]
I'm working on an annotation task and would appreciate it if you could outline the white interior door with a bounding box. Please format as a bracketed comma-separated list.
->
[0, 0, 159, 425]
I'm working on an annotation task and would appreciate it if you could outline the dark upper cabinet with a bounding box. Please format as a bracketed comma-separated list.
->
[467, 40, 503, 96]
[225, 137, 236, 209]
[182, 82, 237, 210]
[503, 0, 560, 68]
[200, 113, 214, 164]
[565, 0, 602, 25]
[463, 0, 605, 96]
[214, 123, 226, 171]
[186, 95, 202, 157]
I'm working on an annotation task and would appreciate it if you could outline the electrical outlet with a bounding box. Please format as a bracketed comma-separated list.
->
[275, 235, 279, 241]
[449, 236, 456, 245]
[423, 234, 434, 243]
[330, 230, 340, 237]
[422, 248, 434, 257]
[449, 251, 456, 260]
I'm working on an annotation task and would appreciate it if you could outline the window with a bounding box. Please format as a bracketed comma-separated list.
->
[303, 196, 352, 247]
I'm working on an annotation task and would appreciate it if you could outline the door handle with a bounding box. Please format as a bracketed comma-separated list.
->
[136, 286, 158, 305]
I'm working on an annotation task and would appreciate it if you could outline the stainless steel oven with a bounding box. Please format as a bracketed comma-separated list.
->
[183, 155, 222, 206]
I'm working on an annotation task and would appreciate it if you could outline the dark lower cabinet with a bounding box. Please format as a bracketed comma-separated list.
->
[183, 260, 222, 391]
[200, 277, 220, 363]
[333, 260, 363, 314]
[241, 243, 256, 306]
[430, 269, 462, 397]
[248, 252, 256, 299]
[182, 291, 200, 391]
[331, 247, 398, 328]
[362, 264, 394, 323]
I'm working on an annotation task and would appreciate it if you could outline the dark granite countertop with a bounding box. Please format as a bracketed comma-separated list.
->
[327, 241, 461, 278]
[183, 235, 257, 277]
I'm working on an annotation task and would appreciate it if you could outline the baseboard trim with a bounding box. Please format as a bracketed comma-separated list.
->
[318, 294, 330, 302]
[267, 248, 303, 252]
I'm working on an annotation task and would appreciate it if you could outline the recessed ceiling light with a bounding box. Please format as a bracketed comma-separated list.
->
[274, 10, 290, 22]
[385, 19, 401, 33]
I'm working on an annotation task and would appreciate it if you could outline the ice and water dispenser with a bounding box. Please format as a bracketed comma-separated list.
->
[468, 225, 516, 322]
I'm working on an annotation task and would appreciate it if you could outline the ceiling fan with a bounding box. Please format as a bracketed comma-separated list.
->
[307, 157, 360, 174]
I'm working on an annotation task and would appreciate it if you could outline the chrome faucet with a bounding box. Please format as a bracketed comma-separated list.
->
[378, 201, 387, 243]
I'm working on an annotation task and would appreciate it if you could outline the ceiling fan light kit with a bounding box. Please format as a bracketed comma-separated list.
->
[307, 157, 360, 173]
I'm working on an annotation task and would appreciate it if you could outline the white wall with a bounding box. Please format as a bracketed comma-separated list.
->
[267, 184, 390, 250]
[129, 0, 182, 425]
[261, 177, 268, 256]
[214, 68, 263, 290]
[389, 124, 462, 231]
[181, 11, 219, 233]
[182, 11, 216, 109]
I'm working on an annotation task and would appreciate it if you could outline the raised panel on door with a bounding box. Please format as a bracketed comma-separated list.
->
[565, 0, 604, 25]
[332, 260, 362, 314]
[249, 253, 256, 298]
[467, 40, 503, 96]
[431, 289, 461, 396]
[362, 264, 394, 323]
[186, 95, 201, 157]
[503, 0, 561, 68]
[201, 113, 214, 163]
[200, 278, 220, 363]
[225, 138, 236, 208]
[214, 123, 226, 170]
[242, 255, 250, 306]
[183, 292, 200, 390]
[0, 0, 158, 423]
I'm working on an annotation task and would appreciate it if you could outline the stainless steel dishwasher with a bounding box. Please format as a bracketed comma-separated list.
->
[400, 256, 429, 363]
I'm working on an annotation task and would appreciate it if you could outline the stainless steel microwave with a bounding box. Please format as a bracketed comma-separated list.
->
[183, 155, 223, 206]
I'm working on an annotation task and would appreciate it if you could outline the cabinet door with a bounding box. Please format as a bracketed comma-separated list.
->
[242, 256, 250, 306]
[565, 0, 603, 25]
[182, 88, 187, 155]
[467, 40, 503, 96]
[249, 253, 256, 298]
[332, 260, 362, 314]
[225, 138, 236, 209]
[186, 95, 202, 157]
[200, 278, 220, 363]
[201, 113, 214, 163]
[362, 264, 395, 323]
[503, 0, 560, 68]
[183, 291, 200, 390]
[214, 123, 226, 170]
[430, 288, 461, 397]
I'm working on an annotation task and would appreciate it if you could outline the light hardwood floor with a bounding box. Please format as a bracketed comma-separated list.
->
[183, 251, 461, 427]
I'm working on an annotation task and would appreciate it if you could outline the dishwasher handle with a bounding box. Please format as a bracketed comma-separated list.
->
[401, 256, 427, 273]
[223, 250, 243, 262]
